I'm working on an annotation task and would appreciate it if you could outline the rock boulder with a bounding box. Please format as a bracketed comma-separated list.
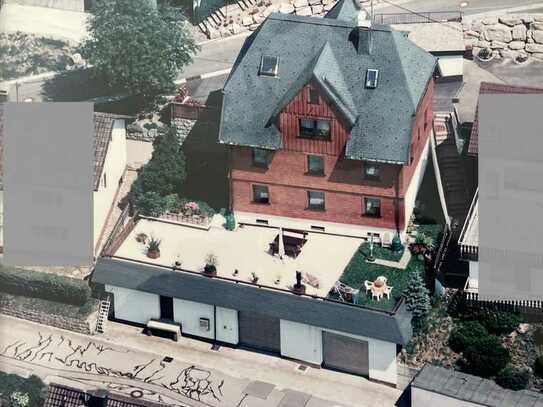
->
[484, 24, 513, 42]
[499, 16, 522, 26]
[508, 41, 525, 50]
[526, 42, 543, 53]
[512, 24, 527, 41]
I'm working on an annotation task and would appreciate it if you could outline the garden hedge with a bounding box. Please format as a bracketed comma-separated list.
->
[0, 372, 46, 407]
[462, 309, 521, 335]
[448, 321, 489, 353]
[496, 366, 530, 390]
[460, 335, 510, 378]
[0, 265, 91, 306]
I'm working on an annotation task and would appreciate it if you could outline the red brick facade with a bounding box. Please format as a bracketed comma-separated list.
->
[230, 79, 434, 232]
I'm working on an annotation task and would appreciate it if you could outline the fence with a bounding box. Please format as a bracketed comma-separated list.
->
[462, 290, 543, 320]
[170, 103, 218, 122]
[101, 205, 135, 257]
[374, 11, 462, 25]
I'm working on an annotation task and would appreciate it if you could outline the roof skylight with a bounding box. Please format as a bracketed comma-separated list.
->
[259, 55, 279, 77]
[365, 69, 379, 89]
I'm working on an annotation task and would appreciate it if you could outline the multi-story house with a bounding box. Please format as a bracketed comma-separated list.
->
[219, 0, 436, 244]
[93, 0, 438, 387]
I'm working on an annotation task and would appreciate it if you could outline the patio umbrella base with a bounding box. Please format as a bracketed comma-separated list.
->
[292, 284, 306, 295]
[366, 255, 375, 263]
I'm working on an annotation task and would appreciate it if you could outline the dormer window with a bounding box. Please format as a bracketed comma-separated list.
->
[364, 164, 380, 180]
[259, 55, 279, 77]
[365, 69, 379, 89]
[299, 118, 331, 140]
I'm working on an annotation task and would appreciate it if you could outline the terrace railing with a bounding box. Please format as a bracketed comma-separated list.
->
[373, 11, 462, 25]
[101, 206, 137, 257]
[159, 211, 213, 228]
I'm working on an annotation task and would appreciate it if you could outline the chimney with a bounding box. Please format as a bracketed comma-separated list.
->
[355, 9, 373, 55]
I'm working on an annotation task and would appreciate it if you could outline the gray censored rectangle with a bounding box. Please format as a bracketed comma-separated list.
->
[3, 103, 93, 266]
[478, 94, 543, 301]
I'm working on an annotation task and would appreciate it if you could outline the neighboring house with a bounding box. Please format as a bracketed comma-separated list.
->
[459, 82, 543, 299]
[218, 0, 437, 244]
[391, 22, 466, 81]
[0, 110, 127, 258]
[410, 364, 543, 407]
[92, 1, 435, 388]
[45, 383, 166, 407]
[93, 112, 128, 256]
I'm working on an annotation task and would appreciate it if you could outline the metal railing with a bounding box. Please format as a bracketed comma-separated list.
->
[458, 188, 478, 261]
[374, 11, 462, 25]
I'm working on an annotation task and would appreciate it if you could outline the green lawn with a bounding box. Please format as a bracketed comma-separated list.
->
[332, 244, 426, 311]
[358, 242, 404, 262]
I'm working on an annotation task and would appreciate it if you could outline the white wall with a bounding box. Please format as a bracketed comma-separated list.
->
[93, 119, 127, 254]
[412, 387, 480, 407]
[469, 260, 479, 282]
[173, 298, 215, 340]
[235, 211, 395, 241]
[404, 137, 430, 232]
[173, 299, 238, 344]
[106, 285, 160, 325]
[216, 307, 239, 344]
[280, 320, 322, 365]
[279, 319, 398, 385]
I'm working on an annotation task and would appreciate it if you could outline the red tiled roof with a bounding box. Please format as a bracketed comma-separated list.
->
[469, 82, 543, 156]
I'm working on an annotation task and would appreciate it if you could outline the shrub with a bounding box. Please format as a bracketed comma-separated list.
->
[147, 237, 161, 252]
[463, 310, 521, 335]
[0, 265, 91, 306]
[448, 321, 489, 352]
[460, 335, 510, 377]
[534, 355, 543, 378]
[135, 191, 167, 217]
[0, 373, 46, 407]
[496, 366, 530, 390]
[178, 198, 216, 216]
[225, 212, 236, 231]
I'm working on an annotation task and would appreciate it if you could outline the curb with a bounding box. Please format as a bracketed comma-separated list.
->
[175, 68, 232, 85]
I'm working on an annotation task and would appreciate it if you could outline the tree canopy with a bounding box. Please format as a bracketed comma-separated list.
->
[81, 0, 199, 103]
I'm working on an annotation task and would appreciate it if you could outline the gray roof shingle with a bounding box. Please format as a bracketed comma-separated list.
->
[219, 11, 436, 164]
[412, 365, 543, 407]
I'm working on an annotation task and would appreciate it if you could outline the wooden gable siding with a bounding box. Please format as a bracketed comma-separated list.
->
[279, 81, 350, 156]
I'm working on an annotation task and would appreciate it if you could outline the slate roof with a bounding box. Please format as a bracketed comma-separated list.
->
[45, 384, 166, 407]
[92, 256, 413, 344]
[219, 10, 436, 164]
[469, 82, 543, 156]
[323, 0, 361, 22]
[412, 365, 543, 407]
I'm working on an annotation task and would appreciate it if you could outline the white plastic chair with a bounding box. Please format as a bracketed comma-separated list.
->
[364, 280, 373, 294]
[384, 286, 393, 300]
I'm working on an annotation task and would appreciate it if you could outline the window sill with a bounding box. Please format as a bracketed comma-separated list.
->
[305, 172, 325, 177]
[252, 164, 269, 169]
[362, 213, 381, 219]
[306, 207, 326, 212]
[253, 201, 270, 205]
[297, 135, 331, 141]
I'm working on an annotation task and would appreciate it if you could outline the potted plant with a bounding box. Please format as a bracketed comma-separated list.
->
[203, 253, 218, 277]
[250, 272, 259, 284]
[136, 232, 148, 244]
[476, 47, 494, 63]
[146, 237, 161, 259]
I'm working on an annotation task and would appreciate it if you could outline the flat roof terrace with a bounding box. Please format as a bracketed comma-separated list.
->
[113, 217, 363, 298]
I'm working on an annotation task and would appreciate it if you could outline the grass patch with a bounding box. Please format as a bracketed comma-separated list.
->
[0, 372, 46, 407]
[333, 244, 426, 311]
[0, 292, 98, 319]
[0, 32, 76, 81]
[359, 242, 404, 262]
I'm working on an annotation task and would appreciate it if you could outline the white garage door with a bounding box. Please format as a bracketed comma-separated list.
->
[107, 285, 160, 325]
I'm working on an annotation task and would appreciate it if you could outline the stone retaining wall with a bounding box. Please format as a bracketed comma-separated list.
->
[0, 299, 97, 335]
[463, 14, 543, 61]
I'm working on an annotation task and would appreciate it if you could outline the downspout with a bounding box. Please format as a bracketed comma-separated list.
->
[394, 166, 401, 236]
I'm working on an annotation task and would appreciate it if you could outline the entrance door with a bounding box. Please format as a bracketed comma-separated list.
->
[238, 311, 280, 353]
[159, 296, 174, 321]
[322, 331, 369, 378]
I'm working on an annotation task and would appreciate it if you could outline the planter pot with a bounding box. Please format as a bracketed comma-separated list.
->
[475, 51, 494, 64]
[203, 265, 217, 277]
[147, 249, 160, 259]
